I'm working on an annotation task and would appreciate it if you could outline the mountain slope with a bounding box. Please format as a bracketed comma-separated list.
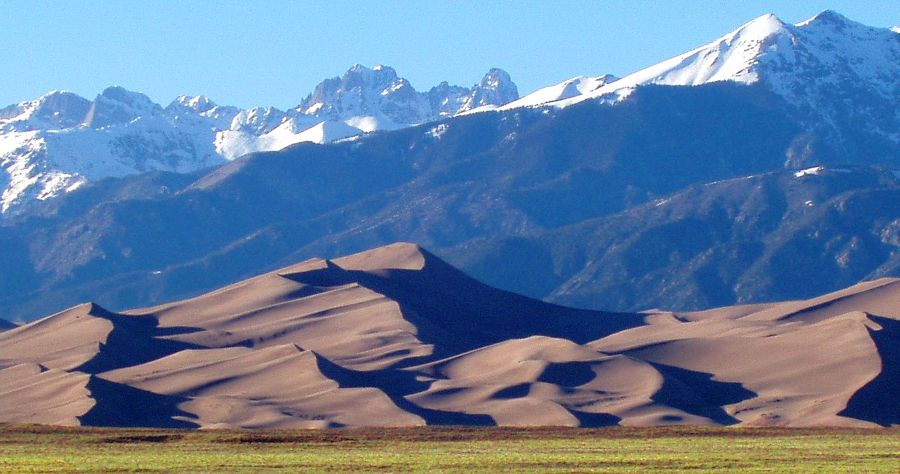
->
[1, 10, 896, 323]
[452, 165, 900, 311]
[511, 11, 900, 165]
[0, 243, 895, 428]
[0, 82, 814, 321]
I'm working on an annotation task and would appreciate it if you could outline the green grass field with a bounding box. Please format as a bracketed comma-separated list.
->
[0, 425, 897, 473]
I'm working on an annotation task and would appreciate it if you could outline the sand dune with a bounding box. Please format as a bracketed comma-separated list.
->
[103, 344, 422, 429]
[0, 364, 92, 426]
[407, 336, 712, 427]
[0, 303, 113, 371]
[593, 279, 900, 427]
[0, 242, 895, 428]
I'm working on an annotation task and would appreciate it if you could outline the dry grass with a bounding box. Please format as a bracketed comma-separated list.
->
[0, 424, 897, 473]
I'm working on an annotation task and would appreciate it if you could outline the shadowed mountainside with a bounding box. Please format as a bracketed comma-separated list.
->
[0, 83, 829, 321]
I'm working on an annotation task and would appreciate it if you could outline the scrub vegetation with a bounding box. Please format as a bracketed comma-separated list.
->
[1, 425, 897, 473]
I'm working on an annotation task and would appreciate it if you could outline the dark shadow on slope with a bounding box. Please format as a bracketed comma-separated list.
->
[539, 362, 598, 387]
[279, 263, 354, 288]
[80, 376, 196, 428]
[839, 315, 900, 426]
[284, 254, 647, 361]
[75, 303, 202, 374]
[569, 411, 621, 427]
[311, 351, 494, 426]
[492, 383, 531, 399]
[648, 362, 756, 425]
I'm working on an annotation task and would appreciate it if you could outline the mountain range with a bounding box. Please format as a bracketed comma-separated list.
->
[0, 10, 897, 325]
[0, 243, 895, 428]
[0, 66, 518, 216]
[510, 10, 900, 173]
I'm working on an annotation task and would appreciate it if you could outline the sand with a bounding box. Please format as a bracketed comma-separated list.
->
[0, 242, 895, 428]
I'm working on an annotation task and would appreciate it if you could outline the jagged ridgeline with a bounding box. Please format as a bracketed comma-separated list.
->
[0, 65, 518, 216]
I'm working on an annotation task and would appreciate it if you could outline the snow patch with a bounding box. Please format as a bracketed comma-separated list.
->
[427, 123, 449, 140]
[794, 166, 826, 177]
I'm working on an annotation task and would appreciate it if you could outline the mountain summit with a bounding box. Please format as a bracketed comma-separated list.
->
[0, 66, 519, 216]
[297, 64, 518, 127]
[510, 11, 899, 163]
[516, 11, 898, 106]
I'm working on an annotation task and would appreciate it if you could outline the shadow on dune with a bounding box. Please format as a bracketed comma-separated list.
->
[312, 351, 495, 426]
[74, 303, 201, 374]
[648, 362, 756, 425]
[569, 411, 621, 427]
[840, 315, 900, 426]
[284, 256, 646, 360]
[539, 362, 598, 387]
[80, 376, 196, 428]
[492, 383, 532, 399]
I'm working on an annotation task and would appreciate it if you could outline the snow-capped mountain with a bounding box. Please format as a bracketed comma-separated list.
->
[296, 64, 519, 126]
[0, 88, 223, 215]
[458, 68, 520, 112]
[0, 67, 518, 216]
[216, 65, 518, 162]
[508, 11, 900, 158]
[2, 10, 892, 217]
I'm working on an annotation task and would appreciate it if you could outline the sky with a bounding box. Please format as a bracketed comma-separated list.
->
[2, 0, 897, 110]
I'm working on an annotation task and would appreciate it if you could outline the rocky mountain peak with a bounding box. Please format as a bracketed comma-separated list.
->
[462, 68, 519, 111]
[800, 9, 853, 28]
[342, 64, 400, 91]
[83, 86, 162, 129]
[31, 91, 92, 128]
[0, 90, 91, 131]
[298, 64, 519, 125]
[426, 81, 470, 117]
[229, 106, 287, 134]
[168, 95, 217, 114]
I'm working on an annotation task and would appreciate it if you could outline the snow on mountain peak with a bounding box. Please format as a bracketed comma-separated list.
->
[298, 64, 519, 125]
[229, 106, 287, 135]
[0, 90, 92, 131]
[615, 12, 790, 89]
[797, 9, 852, 27]
[462, 68, 519, 112]
[511, 10, 898, 152]
[83, 86, 163, 129]
[98, 86, 159, 110]
[507, 13, 797, 111]
[170, 95, 217, 113]
[0, 65, 520, 216]
[298, 64, 404, 120]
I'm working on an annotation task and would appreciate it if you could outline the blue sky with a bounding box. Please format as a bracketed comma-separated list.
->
[2, 0, 897, 109]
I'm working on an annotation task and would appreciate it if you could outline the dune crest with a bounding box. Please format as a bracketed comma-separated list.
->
[0, 243, 895, 428]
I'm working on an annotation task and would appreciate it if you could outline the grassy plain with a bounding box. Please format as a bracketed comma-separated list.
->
[0, 425, 897, 473]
